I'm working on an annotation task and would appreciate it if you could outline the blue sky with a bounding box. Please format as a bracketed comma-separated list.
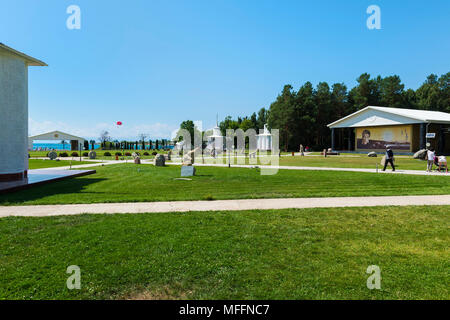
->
[1, 0, 449, 140]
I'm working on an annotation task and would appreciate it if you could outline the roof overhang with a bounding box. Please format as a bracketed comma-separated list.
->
[328, 106, 450, 128]
[0, 43, 47, 66]
[29, 131, 85, 141]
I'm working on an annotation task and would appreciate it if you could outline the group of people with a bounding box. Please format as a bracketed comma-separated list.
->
[381, 146, 448, 173]
[426, 148, 448, 173]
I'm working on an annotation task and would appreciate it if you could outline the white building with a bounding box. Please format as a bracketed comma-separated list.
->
[28, 131, 86, 151]
[257, 124, 272, 151]
[206, 125, 224, 152]
[328, 106, 450, 154]
[0, 43, 46, 181]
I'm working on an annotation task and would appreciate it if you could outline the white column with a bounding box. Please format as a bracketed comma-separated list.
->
[0, 54, 28, 175]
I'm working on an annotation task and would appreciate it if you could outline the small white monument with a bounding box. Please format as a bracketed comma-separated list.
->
[206, 125, 224, 153]
[0, 43, 46, 181]
[256, 124, 272, 151]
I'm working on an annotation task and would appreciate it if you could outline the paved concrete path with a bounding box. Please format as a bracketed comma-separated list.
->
[37, 160, 126, 170]
[1, 195, 449, 218]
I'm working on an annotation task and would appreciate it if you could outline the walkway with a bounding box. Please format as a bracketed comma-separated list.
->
[1, 195, 449, 218]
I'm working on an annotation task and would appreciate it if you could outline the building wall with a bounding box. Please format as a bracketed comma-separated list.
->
[0, 51, 28, 175]
[411, 124, 421, 152]
[355, 125, 413, 152]
[427, 123, 450, 155]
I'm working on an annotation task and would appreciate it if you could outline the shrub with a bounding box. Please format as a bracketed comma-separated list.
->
[143, 152, 150, 156]
[115, 152, 122, 156]
[152, 151, 158, 156]
[104, 152, 111, 156]
[59, 152, 69, 157]
[125, 152, 132, 156]
[82, 152, 89, 157]
[71, 152, 79, 157]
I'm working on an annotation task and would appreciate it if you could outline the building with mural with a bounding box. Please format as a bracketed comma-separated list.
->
[327, 106, 450, 155]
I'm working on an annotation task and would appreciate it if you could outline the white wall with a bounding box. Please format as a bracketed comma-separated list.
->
[0, 51, 28, 175]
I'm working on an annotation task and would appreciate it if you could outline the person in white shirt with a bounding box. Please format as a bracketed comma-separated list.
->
[438, 155, 448, 173]
[426, 149, 435, 172]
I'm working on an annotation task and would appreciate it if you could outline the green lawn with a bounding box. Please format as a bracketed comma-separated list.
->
[197, 153, 428, 170]
[1, 164, 449, 206]
[0, 206, 448, 300]
[278, 154, 428, 170]
[29, 159, 96, 169]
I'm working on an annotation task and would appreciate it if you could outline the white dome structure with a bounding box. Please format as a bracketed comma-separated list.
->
[0, 43, 46, 181]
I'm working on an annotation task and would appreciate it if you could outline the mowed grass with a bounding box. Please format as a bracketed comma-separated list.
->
[278, 155, 427, 170]
[1, 164, 449, 206]
[0, 206, 448, 299]
[29, 159, 96, 169]
[199, 153, 429, 170]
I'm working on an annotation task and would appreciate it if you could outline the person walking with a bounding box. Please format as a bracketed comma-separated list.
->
[382, 146, 395, 171]
[300, 144, 305, 156]
[426, 148, 435, 172]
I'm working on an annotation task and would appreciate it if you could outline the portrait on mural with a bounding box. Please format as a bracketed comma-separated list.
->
[356, 126, 411, 151]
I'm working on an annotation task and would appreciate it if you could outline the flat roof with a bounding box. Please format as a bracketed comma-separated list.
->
[0, 43, 47, 66]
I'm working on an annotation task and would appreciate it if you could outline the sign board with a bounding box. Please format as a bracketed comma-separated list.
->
[426, 133, 436, 139]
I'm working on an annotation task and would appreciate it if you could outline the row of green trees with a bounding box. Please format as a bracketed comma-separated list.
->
[100, 139, 171, 150]
[217, 72, 449, 151]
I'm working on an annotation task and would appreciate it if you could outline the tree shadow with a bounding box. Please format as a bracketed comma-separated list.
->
[0, 178, 106, 205]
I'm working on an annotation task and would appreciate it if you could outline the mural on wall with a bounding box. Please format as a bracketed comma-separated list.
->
[356, 125, 411, 151]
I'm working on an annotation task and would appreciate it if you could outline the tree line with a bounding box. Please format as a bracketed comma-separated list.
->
[98, 130, 171, 150]
[217, 72, 449, 151]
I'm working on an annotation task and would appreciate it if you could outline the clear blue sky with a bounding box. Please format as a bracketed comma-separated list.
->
[1, 0, 449, 140]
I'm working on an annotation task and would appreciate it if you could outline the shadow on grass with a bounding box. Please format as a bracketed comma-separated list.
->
[0, 178, 106, 205]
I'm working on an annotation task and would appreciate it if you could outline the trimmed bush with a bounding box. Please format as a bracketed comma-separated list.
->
[104, 152, 112, 156]
[125, 152, 132, 156]
[82, 152, 89, 157]
[152, 151, 158, 156]
[115, 152, 122, 156]
[59, 152, 69, 157]
[143, 152, 150, 156]
[71, 152, 79, 157]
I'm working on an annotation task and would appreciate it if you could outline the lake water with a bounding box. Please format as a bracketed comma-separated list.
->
[32, 143, 173, 151]
[32, 143, 101, 151]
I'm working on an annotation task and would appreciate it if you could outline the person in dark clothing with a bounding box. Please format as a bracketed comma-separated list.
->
[382, 146, 395, 171]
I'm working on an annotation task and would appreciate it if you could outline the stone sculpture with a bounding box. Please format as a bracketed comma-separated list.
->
[48, 151, 57, 160]
[413, 149, 427, 160]
[182, 147, 200, 165]
[154, 154, 165, 166]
